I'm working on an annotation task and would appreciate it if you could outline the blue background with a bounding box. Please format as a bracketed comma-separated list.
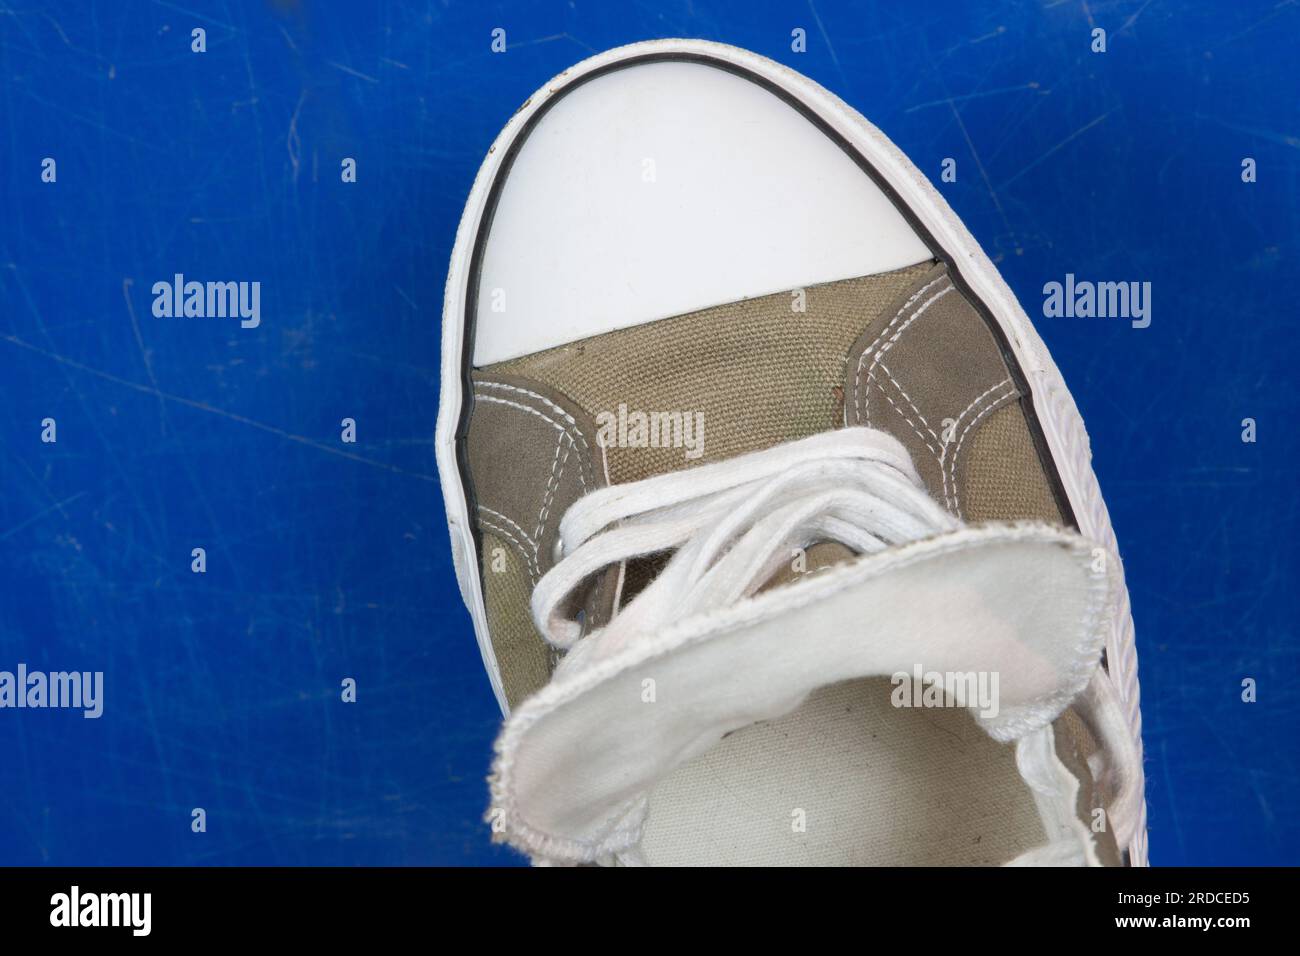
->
[0, 1, 1296, 866]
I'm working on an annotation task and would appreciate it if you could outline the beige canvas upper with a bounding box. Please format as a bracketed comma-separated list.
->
[461, 263, 1119, 865]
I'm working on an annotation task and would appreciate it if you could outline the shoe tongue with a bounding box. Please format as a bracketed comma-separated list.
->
[491, 524, 1115, 864]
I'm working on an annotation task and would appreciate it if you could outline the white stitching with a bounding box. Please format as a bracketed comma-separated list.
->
[947, 387, 1015, 519]
[478, 514, 541, 584]
[856, 275, 949, 388]
[479, 519, 535, 582]
[877, 362, 938, 441]
[479, 506, 538, 554]
[878, 387, 940, 459]
[861, 284, 954, 422]
[857, 283, 954, 424]
[473, 392, 563, 431]
[476, 381, 594, 487]
[850, 274, 949, 421]
[848, 278, 1015, 516]
[474, 386, 598, 551]
[473, 392, 589, 494]
[477, 382, 588, 446]
[534, 435, 571, 542]
[945, 383, 1017, 518]
[944, 378, 1014, 441]
[478, 506, 540, 576]
[939, 379, 1014, 511]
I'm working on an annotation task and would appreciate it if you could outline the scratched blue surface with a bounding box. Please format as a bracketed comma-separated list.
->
[0, 1, 1296, 866]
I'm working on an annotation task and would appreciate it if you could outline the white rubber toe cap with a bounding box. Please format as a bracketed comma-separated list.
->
[472, 59, 932, 366]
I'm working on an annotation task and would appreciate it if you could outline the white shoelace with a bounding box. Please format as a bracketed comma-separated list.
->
[532, 427, 959, 653]
[521, 425, 1138, 864]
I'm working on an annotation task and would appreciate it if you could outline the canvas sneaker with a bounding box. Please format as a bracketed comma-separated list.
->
[436, 39, 1147, 867]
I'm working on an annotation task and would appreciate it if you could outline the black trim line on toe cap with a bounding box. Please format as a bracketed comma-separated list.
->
[453, 49, 1079, 580]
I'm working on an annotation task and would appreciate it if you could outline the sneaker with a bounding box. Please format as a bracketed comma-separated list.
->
[436, 39, 1146, 866]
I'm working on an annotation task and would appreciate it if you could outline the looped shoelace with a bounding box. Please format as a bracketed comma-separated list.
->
[523, 424, 1141, 860]
[509, 421, 1149, 863]
[530, 427, 960, 652]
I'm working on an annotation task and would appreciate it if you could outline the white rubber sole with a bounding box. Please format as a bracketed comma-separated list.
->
[435, 38, 1148, 865]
